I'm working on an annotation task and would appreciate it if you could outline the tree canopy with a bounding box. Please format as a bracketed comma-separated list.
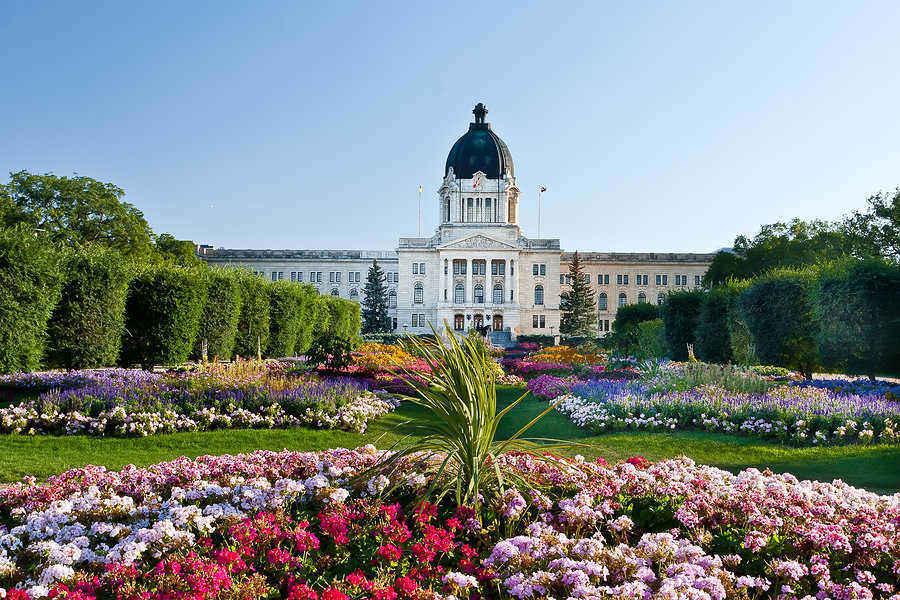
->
[559, 252, 596, 336]
[1, 170, 154, 258]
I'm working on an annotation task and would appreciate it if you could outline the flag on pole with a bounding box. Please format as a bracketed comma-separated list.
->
[418, 186, 423, 193]
[540, 186, 547, 193]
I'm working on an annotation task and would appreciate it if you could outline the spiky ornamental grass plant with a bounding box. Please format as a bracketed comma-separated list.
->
[365, 323, 572, 509]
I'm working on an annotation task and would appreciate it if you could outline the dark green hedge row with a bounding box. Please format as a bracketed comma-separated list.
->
[660, 259, 900, 377]
[0, 230, 361, 373]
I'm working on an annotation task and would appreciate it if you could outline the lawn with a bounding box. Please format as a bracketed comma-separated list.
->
[2, 386, 898, 493]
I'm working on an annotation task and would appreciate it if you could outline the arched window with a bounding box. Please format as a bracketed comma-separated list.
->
[331, 288, 339, 297]
[534, 285, 544, 305]
[618, 292, 627, 307]
[388, 290, 397, 308]
[638, 292, 647, 303]
[474, 284, 484, 304]
[598, 292, 607, 311]
[657, 293, 665, 305]
[454, 283, 465, 304]
[349, 289, 359, 302]
[493, 284, 503, 304]
[414, 283, 424, 304]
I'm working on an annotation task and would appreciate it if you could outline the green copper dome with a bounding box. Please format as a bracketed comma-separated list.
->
[444, 103, 514, 180]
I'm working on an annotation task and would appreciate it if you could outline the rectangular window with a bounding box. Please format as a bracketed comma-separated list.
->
[499, 262, 505, 275]
[623, 274, 629, 285]
[605, 319, 610, 332]
[683, 274, 687, 285]
[419, 313, 425, 325]
[560, 274, 564, 284]
[485, 198, 492, 222]
[290, 272, 296, 282]
[656, 274, 661, 285]
[467, 198, 474, 221]
[329, 272, 335, 283]
[604, 274, 609, 284]
[617, 274, 622, 285]
[317, 272, 322, 283]
[298, 272, 303, 282]
[453, 262, 460, 275]
[540, 315, 546, 328]
[491, 262, 498, 275]
[540, 264, 546, 276]
[695, 275, 701, 286]
[675, 275, 681, 285]
[533, 264, 539, 275]
[336, 272, 341, 283]
[412, 314, 418, 327]
[278, 272, 284, 280]
[392, 317, 397, 330]
[310, 271, 315, 282]
[271, 272, 277, 281]
[585, 274, 591, 284]
[412, 263, 418, 275]
[532, 315, 538, 328]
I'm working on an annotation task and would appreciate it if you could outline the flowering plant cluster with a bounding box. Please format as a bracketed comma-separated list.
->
[0, 369, 399, 436]
[349, 343, 431, 376]
[794, 377, 900, 400]
[0, 448, 897, 599]
[551, 379, 900, 446]
[529, 345, 607, 366]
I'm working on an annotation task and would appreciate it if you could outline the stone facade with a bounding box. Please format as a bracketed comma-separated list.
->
[199, 105, 715, 340]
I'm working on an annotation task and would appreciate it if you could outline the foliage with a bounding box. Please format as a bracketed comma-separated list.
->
[812, 259, 900, 377]
[361, 258, 390, 333]
[841, 187, 899, 263]
[659, 289, 704, 361]
[515, 334, 555, 347]
[1, 170, 153, 259]
[153, 232, 202, 266]
[611, 302, 659, 356]
[739, 268, 819, 377]
[720, 279, 756, 365]
[370, 324, 563, 506]
[0, 224, 64, 374]
[193, 268, 242, 361]
[306, 331, 355, 371]
[267, 280, 307, 358]
[233, 270, 271, 360]
[694, 286, 733, 364]
[324, 295, 362, 341]
[559, 251, 596, 336]
[120, 264, 209, 368]
[45, 245, 132, 369]
[634, 318, 667, 359]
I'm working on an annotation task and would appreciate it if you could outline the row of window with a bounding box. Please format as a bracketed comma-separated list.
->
[449, 259, 511, 276]
[256, 271, 396, 284]
[532, 263, 547, 276]
[410, 313, 427, 327]
[532, 314, 547, 329]
[411, 263, 426, 275]
[560, 273, 701, 286]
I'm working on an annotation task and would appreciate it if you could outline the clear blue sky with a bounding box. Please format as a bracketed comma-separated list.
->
[2, 1, 898, 252]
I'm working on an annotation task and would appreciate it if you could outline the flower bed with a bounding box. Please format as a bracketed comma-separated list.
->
[0, 448, 897, 599]
[0, 367, 399, 436]
[553, 380, 900, 446]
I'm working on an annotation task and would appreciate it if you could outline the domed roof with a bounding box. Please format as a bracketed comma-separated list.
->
[444, 103, 514, 180]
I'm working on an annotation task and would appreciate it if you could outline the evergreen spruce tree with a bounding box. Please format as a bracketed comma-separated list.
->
[361, 258, 390, 333]
[560, 251, 597, 336]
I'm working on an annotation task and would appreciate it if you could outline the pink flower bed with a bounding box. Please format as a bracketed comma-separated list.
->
[0, 449, 897, 599]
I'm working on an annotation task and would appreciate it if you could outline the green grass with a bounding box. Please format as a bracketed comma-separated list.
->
[1, 387, 898, 494]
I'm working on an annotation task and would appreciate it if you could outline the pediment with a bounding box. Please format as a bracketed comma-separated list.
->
[439, 234, 518, 250]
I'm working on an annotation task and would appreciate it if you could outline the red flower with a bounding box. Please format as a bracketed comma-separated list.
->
[395, 576, 418, 596]
[346, 569, 371, 589]
[626, 456, 650, 469]
[414, 501, 438, 524]
[322, 588, 349, 600]
[374, 587, 398, 600]
[376, 543, 402, 563]
[287, 583, 319, 600]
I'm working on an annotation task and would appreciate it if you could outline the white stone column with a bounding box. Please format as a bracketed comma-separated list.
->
[466, 257, 473, 307]
[439, 254, 446, 306]
[505, 257, 511, 306]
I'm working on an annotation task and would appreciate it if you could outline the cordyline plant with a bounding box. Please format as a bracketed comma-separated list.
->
[362, 322, 573, 509]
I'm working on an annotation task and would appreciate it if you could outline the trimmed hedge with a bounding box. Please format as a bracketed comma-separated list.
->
[612, 303, 659, 356]
[325, 295, 361, 340]
[233, 271, 271, 360]
[0, 225, 64, 374]
[723, 279, 755, 365]
[516, 334, 555, 346]
[813, 259, 900, 377]
[635, 318, 667, 359]
[294, 284, 318, 355]
[120, 264, 209, 368]
[694, 286, 733, 364]
[267, 281, 307, 358]
[659, 290, 705, 361]
[46, 246, 132, 369]
[194, 269, 242, 361]
[738, 268, 819, 377]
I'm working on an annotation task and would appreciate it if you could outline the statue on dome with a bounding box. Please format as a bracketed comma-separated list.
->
[473, 103, 487, 124]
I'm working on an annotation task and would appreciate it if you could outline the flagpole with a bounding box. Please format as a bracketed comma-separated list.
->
[538, 185, 542, 238]
[417, 185, 422, 237]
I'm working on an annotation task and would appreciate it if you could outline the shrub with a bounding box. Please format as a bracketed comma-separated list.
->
[722, 279, 755, 365]
[516, 334, 555, 347]
[305, 331, 355, 371]
[45, 246, 132, 369]
[694, 286, 733, 364]
[233, 271, 271, 359]
[0, 225, 63, 373]
[659, 290, 704, 361]
[193, 268, 242, 361]
[309, 295, 332, 342]
[634, 318, 667, 359]
[120, 264, 208, 368]
[267, 281, 308, 357]
[812, 259, 900, 377]
[293, 284, 318, 354]
[320, 295, 360, 341]
[612, 303, 659, 356]
[739, 267, 819, 377]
